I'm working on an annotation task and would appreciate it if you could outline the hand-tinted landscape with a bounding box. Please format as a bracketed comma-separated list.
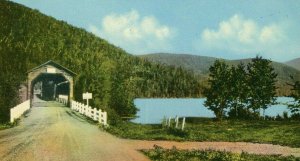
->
[1, 1, 300, 161]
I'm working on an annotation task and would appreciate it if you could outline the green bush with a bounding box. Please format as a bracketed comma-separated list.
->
[142, 145, 300, 161]
[0, 119, 19, 130]
[228, 107, 260, 120]
[106, 108, 122, 126]
[291, 113, 300, 121]
[167, 127, 189, 137]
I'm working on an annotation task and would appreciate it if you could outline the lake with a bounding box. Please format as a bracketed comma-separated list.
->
[131, 97, 294, 124]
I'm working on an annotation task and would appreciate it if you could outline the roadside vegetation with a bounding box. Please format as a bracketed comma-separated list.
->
[0, 119, 19, 130]
[105, 117, 300, 148]
[0, 123, 14, 130]
[142, 145, 300, 161]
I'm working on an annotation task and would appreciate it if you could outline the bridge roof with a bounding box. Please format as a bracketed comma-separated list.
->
[27, 60, 77, 76]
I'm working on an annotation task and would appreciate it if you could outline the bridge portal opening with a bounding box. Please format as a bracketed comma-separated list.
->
[31, 73, 70, 101]
[27, 60, 76, 106]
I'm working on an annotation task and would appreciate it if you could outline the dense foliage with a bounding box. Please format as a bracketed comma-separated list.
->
[142, 145, 299, 161]
[204, 56, 277, 120]
[142, 53, 300, 96]
[247, 56, 277, 116]
[0, 1, 201, 123]
[228, 63, 248, 118]
[288, 78, 300, 118]
[203, 60, 231, 120]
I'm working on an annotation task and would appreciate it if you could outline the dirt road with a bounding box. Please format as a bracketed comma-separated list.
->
[1, 98, 300, 161]
[0, 99, 149, 161]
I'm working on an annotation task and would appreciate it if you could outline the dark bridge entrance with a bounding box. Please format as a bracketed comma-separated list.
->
[31, 73, 70, 101]
[27, 60, 76, 105]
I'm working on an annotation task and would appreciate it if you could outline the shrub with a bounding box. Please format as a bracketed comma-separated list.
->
[105, 108, 122, 126]
[283, 111, 289, 120]
[142, 145, 300, 161]
[290, 113, 300, 121]
[167, 127, 189, 137]
[228, 107, 259, 120]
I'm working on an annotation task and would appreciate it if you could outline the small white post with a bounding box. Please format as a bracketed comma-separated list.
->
[175, 116, 179, 128]
[103, 111, 107, 126]
[168, 117, 171, 127]
[181, 117, 186, 130]
[163, 116, 167, 126]
[10, 108, 14, 123]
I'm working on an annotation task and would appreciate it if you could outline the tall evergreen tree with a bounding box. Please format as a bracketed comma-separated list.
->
[247, 56, 277, 117]
[204, 60, 231, 120]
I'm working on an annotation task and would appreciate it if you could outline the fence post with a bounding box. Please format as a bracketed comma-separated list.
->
[181, 117, 186, 130]
[175, 116, 179, 128]
[92, 108, 96, 121]
[168, 117, 171, 127]
[70, 100, 108, 126]
[104, 111, 107, 125]
[10, 108, 14, 123]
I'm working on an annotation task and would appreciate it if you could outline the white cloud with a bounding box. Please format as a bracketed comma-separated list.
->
[198, 14, 291, 60]
[259, 25, 283, 43]
[88, 10, 174, 54]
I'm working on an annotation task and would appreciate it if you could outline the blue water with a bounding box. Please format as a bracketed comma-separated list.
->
[131, 97, 294, 124]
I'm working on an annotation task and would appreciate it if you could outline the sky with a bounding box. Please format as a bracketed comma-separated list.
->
[12, 0, 300, 62]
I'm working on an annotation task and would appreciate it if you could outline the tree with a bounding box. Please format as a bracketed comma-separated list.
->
[204, 60, 231, 120]
[228, 63, 248, 118]
[247, 56, 277, 118]
[288, 78, 300, 115]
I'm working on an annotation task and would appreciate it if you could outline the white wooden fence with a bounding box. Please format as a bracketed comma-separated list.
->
[164, 116, 186, 130]
[71, 100, 107, 126]
[10, 100, 30, 123]
[57, 95, 68, 105]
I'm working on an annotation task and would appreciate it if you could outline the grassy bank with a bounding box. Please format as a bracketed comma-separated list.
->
[105, 118, 300, 147]
[0, 123, 11, 130]
[0, 121, 18, 130]
[141, 145, 299, 161]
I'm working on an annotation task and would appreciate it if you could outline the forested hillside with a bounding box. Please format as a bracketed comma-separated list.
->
[140, 53, 218, 76]
[141, 53, 300, 96]
[0, 1, 201, 123]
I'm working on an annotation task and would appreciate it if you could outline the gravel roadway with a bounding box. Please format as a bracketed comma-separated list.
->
[0, 97, 300, 161]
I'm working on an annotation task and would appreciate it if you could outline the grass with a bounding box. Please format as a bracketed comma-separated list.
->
[105, 118, 300, 147]
[141, 145, 300, 161]
[0, 123, 13, 130]
[0, 119, 19, 130]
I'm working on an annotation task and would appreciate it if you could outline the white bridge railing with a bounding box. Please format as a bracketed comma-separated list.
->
[57, 95, 68, 105]
[71, 100, 107, 126]
[56, 95, 108, 126]
[10, 100, 30, 123]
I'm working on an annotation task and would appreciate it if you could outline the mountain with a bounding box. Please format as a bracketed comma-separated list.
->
[286, 58, 300, 71]
[140, 53, 300, 96]
[140, 53, 218, 76]
[0, 1, 201, 122]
